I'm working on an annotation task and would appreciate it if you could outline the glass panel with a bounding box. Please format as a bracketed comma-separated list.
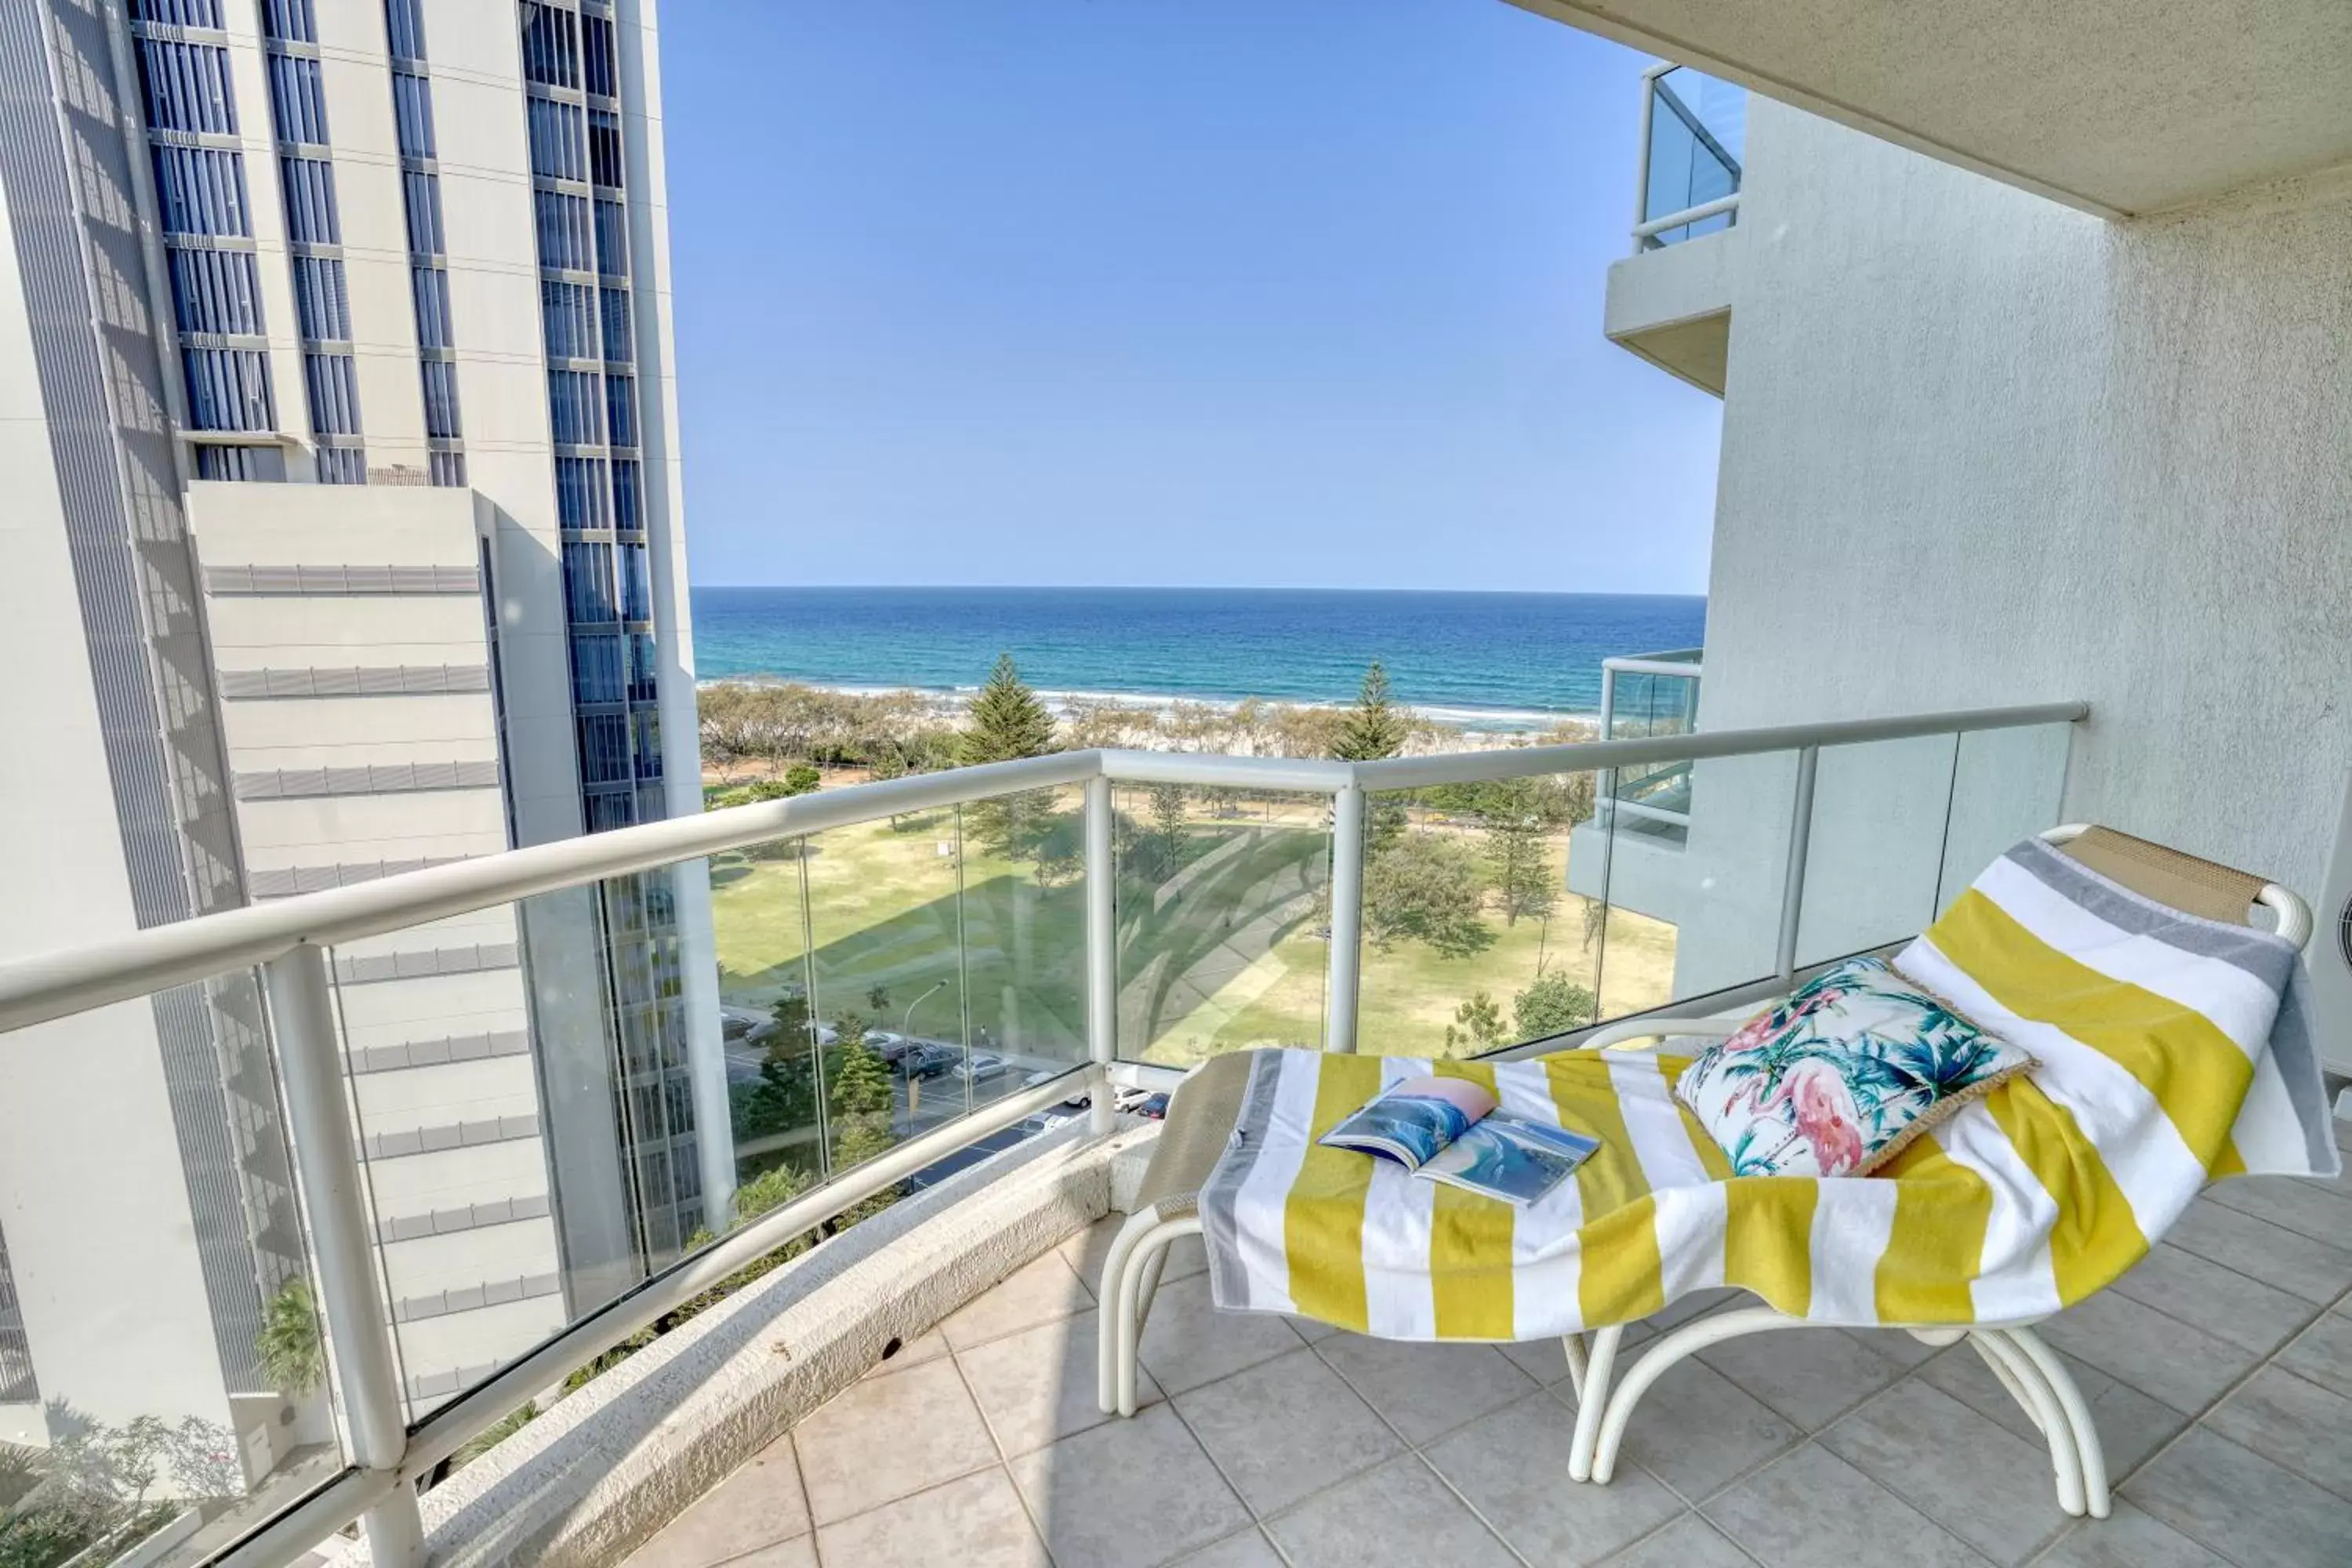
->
[957, 786, 1088, 1073]
[1112, 784, 1330, 1064]
[1937, 723, 2074, 909]
[1599, 748, 1803, 1004]
[797, 811, 970, 1167]
[0, 971, 350, 1568]
[1643, 67, 1745, 244]
[1356, 771, 1606, 1058]
[1794, 734, 1963, 967]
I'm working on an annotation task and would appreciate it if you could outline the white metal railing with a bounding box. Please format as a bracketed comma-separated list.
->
[1632, 62, 1745, 252]
[0, 699, 2086, 1568]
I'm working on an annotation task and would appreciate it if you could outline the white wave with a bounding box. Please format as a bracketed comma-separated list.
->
[695, 675, 1597, 731]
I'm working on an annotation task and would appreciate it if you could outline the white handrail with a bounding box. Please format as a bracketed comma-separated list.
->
[1634, 191, 1740, 243]
[0, 701, 2086, 1038]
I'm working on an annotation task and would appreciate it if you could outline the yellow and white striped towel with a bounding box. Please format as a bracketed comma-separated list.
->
[1198, 837, 2336, 1338]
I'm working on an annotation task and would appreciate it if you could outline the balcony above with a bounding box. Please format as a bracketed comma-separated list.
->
[1512, 0, 2352, 217]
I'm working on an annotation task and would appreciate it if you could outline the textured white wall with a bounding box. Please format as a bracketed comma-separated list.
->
[1701, 101, 2352, 899]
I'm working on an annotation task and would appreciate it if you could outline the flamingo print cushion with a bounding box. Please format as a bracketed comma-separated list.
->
[1671, 956, 2035, 1178]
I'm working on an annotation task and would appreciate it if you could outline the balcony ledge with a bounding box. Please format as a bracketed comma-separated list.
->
[351, 1120, 1147, 1568]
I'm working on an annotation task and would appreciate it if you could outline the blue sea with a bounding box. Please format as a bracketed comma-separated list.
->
[690, 586, 1705, 728]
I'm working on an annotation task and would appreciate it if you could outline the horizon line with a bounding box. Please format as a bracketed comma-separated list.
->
[688, 582, 1708, 597]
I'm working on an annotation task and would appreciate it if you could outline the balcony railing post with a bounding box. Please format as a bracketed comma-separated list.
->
[1775, 746, 1821, 983]
[261, 942, 423, 1568]
[1326, 782, 1367, 1052]
[1632, 68, 1659, 252]
[1084, 775, 1117, 1133]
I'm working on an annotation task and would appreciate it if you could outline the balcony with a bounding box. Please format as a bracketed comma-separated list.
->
[3, 700, 2348, 1568]
[1606, 67, 1746, 394]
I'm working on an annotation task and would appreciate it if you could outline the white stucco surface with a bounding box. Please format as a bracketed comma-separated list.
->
[1697, 101, 2352, 909]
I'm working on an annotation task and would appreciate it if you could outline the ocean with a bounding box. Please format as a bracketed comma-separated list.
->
[690, 586, 1706, 728]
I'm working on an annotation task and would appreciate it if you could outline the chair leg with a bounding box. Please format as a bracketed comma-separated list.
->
[1589, 1307, 1802, 1485]
[1095, 1209, 1161, 1414]
[1567, 1325, 1622, 1483]
[1562, 1332, 1589, 1402]
[1971, 1329, 2087, 1518]
[2005, 1326, 2111, 1519]
[1136, 1242, 1170, 1323]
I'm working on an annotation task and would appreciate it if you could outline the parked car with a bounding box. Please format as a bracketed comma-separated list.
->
[718, 1005, 767, 1040]
[958, 1052, 1007, 1083]
[863, 1031, 914, 1064]
[900, 1044, 958, 1080]
[1138, 1092, 1171, 1120]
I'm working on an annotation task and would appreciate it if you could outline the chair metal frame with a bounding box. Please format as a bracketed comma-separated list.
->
[1095, 824, 2311, 1521]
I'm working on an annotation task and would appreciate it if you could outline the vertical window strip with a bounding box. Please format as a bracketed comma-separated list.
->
[385, 0, 427, 62]
[618, 542, 650, 622]
[535, 191, 593, 271]
[153, 145, 250, 236]
[316, 445, 366, 485]
[587, 107, 622, 187]
[303, 354, 361, 436]
[281, 157, 340, 244]
[422, 360, 463, 439]
[557, 455, 608, 528]
[168, 248, 262, 336]
[132, 0, 225, 26]
[604, 372, 636, 448]
[138, 41, 238, 134]
[411, 267, 453, 349]
[403, 170, 445, 255]
[561, 539, 616, 622]
[543, 280, 596, 358]
[548, 368, 603, 445]
[598, 285, 633, 362]
[582, 13, 616, 98]
[593, 198, 628, 277]
[521, 4, 580, 89]
[266, 53, 328, 145]
[611, 457, 641, 531]
[393, 72, 437, 159]
[262, 0, 315, 44]
[428, 449, 466, 487]
[570, 631, 622, 703]
[528, 97, 586, 181]
[184, 348, 273, 430]
[291, 255, 350, 340]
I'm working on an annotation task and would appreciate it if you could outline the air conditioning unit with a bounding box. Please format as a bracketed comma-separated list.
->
[2310, 773, 2352, 1108]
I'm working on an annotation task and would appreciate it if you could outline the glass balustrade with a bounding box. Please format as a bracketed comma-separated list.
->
[1642, 66, 1746, 245]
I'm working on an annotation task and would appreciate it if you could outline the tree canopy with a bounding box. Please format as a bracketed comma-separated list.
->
[1333, 661, 1409, 762]
[960, 653, 1057, 765]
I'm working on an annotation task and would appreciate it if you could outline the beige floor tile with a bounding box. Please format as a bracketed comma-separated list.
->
[1595, 1356, 1796, 1501]
[2038, 1291, 2263, 1415]
[1062, 1216, 1203, 1298]
[1703, 1443, 1994, 1568]
[1262, 1455, 1518, 1568]
[1598, 1514, 1753, 1568]
[1007, 1403, 1249, 1568]
[1817, 1379, 2071, 1565]
[2199, 1174, 2352, 1246]
[622, 1439, 808, 1568]
[1135, 1273, 1305, 1394]
[2205, 1366, 2352, 1499]
[860, 1329, 949, 1380]
[2277, 1308, 2352, 1399]
[2124, 1428, 2352, 1568]
[811, 1468, 1048, 1568]
[2108, 1242, 2321, 1355]
[2031, 1501, 2228, 1568]
[1167, 1529, 1284, 1566]
[1421, 1391, 1684, 1566]
[959, 1308, 1161, 1457]
[793, 1356, 996, 1525]
[941, 1248, 1094, 1350]
[1313, 1333, 1537, 1445]
[1917, 1340, 2185, 1480]
[2162, 1199, 2352, 1305]
[1171, 1346, 1403, 1516]
[1693, 1323, 1907, 1430]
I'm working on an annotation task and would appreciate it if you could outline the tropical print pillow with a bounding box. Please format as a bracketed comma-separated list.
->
[1673, 956, 2034, 1178]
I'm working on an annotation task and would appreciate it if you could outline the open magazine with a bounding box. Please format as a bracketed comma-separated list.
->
[1318, 1077, 1599, 1207]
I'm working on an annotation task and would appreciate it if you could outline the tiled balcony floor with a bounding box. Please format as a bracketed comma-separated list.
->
[626, 1151, 2352, 1568]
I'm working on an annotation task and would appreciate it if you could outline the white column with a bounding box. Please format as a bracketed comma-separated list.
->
[1326, 782, 1366, 1052]
[1084, 776, 1117, 1134]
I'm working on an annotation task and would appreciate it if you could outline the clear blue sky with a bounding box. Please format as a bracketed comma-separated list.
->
[662, 0, 1721, 594]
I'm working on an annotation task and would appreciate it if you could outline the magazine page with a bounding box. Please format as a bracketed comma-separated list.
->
[1318, 1076, 1498, 1170]
[1415, 1114, 1600, 1207]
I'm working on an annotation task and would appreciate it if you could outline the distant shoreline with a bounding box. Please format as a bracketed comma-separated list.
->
[695, 673, 1592, 738]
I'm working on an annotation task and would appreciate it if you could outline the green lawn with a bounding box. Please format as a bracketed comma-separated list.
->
[708, 796, 1679, 1069]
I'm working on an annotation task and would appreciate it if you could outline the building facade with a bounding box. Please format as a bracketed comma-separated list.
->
[0, 0, 726, 1462]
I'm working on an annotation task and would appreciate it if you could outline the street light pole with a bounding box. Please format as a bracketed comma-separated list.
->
[900, 978, 948, 1134]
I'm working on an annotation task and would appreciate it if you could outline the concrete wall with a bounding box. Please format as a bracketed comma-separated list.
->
[1700, 101, 2352, 901]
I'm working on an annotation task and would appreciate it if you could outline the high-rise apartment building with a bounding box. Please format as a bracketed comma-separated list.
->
[0, 0, 728, 1469]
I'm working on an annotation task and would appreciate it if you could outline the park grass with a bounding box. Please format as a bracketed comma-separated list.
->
[708, 797, 1679, 1069]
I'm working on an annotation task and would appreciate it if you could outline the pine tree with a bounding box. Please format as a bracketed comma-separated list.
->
[1481, 776, 1557, 927]
[960, 653, 1057, 764]
[1333, 662, 1408, 761]
[960, 653, 1060, 859]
